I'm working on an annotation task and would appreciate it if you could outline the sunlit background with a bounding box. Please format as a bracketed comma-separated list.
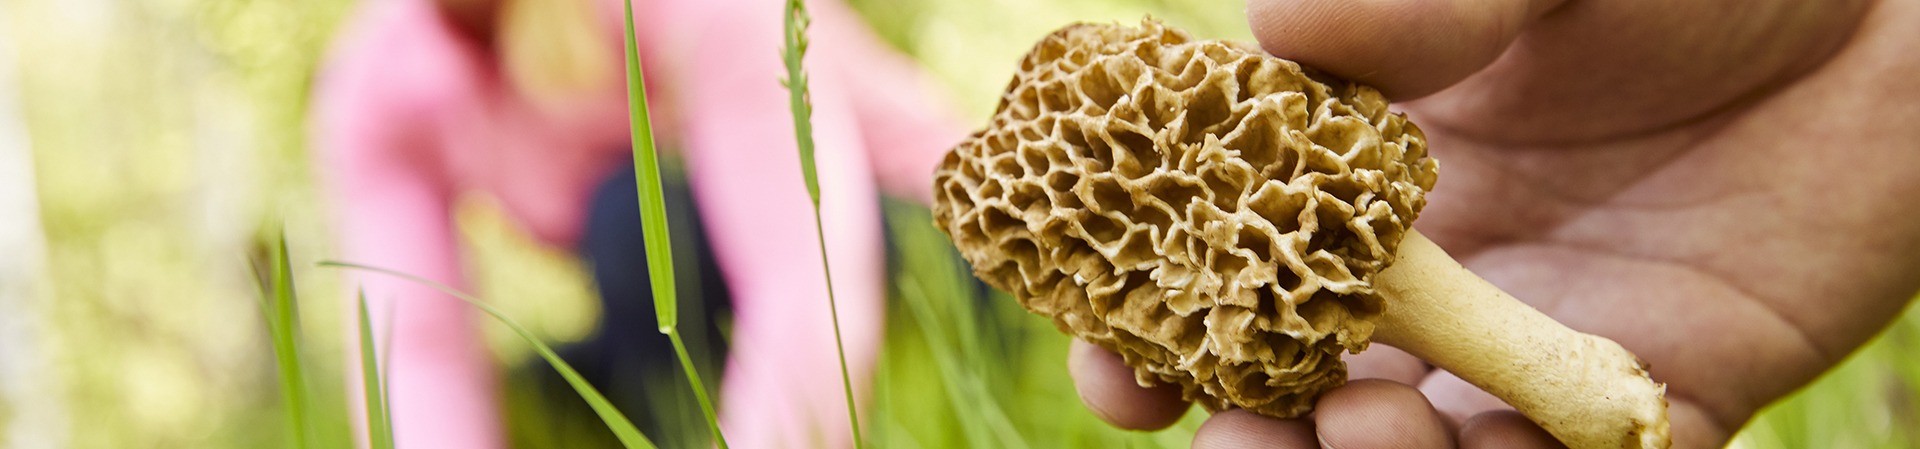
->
[0, 0, 1915, 447]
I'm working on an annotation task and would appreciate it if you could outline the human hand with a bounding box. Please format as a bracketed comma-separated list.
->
[1071, 0, 1920, 447]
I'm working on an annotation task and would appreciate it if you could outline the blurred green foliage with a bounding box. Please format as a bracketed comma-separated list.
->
[2, 0, 355, 447]
[0, 0, 1915, 448]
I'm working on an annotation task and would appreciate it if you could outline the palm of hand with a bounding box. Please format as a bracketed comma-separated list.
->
[1354, 0, 1919, 446]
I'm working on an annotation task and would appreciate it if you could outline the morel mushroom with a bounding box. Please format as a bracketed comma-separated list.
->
[931, 19, 1670, 449]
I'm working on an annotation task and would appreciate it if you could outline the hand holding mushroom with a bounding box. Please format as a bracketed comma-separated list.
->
[935, 19, 1667, 448]
[934, 0, 1920, 447]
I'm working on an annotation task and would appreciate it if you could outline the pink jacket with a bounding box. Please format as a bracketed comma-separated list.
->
[312, 0, 966, 447]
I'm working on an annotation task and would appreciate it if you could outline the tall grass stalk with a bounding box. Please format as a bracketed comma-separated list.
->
[320, 262, 659, 449]
[258, 235, 312, 449]
[354, 290, 396, 449]
[620, 0, 729, 447]
[780, 0, 866, 446]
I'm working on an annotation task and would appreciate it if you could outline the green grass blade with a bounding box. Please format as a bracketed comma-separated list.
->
[378, 298, 396, 439]
[320, 261, 659, 449]
[887, 205, 1027, 449]
[898, 277, 1002, 447]
[382, 295, 401, 435]
[261, 234, 311, 449]
[781, 1, 864, 446]
[620, 0, 676, 334]
[356, 290, 396, 449]
[621, 1, 728, 447]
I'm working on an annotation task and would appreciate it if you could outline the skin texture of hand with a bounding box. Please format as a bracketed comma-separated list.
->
[1070, 0, 1920, 447]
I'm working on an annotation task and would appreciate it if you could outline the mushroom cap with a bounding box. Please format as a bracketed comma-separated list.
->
[932, 19, 1439, 417]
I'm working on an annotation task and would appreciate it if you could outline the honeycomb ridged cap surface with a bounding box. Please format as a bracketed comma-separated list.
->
[932, 19, 1439, 417]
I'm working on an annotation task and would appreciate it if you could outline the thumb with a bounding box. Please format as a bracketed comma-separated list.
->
[1247, 0, 1562, 100]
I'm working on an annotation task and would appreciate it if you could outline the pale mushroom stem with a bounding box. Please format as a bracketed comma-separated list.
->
[1371, 231, 1672, 449]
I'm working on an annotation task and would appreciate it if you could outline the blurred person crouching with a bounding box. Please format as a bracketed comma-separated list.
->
[312, 0, 967, 446]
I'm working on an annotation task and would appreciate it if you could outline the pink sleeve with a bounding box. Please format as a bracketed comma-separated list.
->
[810, 2, 972, 204]
[314, 2, 504, 448]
